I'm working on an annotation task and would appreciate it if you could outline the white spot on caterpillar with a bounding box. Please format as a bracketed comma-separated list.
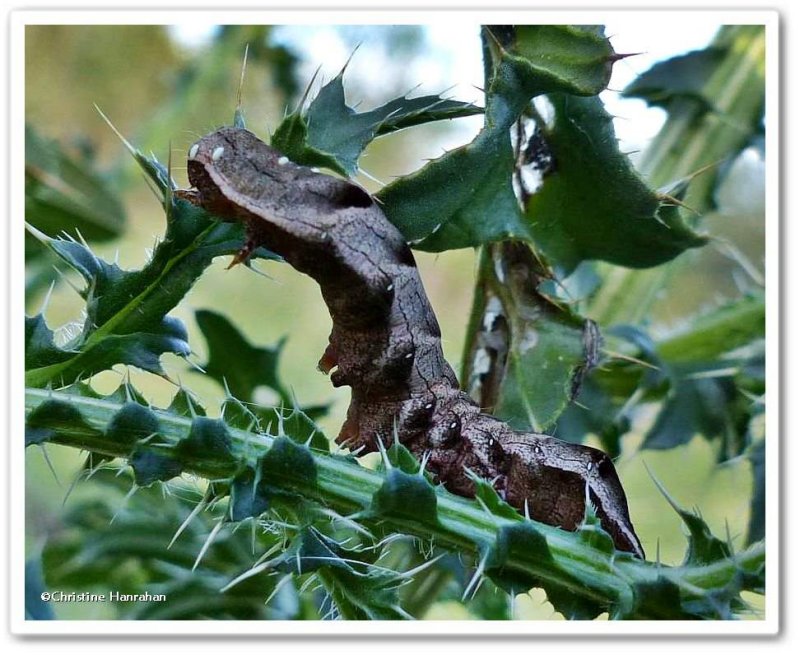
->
[404, 352, 414, 359]
[424, 403, 434, 410]
[278, 156, 289, 166]
[189, 144, 199, 159]
[449, 421, 458, 430]
[534, 446, 542, 455]
[488, 438, 494, 447]
[386, 283, 394, 292]
[586, 462, 593, 472]
[212, 146, 224, 161]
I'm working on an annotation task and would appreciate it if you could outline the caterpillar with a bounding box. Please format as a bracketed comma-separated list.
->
[177, 126, 645, 559]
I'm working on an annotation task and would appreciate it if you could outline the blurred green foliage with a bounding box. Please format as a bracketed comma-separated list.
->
[24, 23, 766, 621]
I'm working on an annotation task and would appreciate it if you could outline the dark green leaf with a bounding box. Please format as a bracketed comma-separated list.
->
[494, 25, 616, 102]
[271, 71, 482, 176]
[378, 25, 618, 252]
[497, 317, 587, 431]
[195, 309, 289, 404]
[318, 566, 411, 621]
[471, 474, 522, 522]
[229, 466, 271, 521]
[379, 122, 528, 250]
[651, 474, 733, 567]
[263, 526, 411, 620]
[524, 94, 707, 272]
[384, 442, 421, 475]
[25, 314, 74, 370]
[129, 447, 183, 485]
[679, 510, 732, 567]
[641, 363, 749, 454]
[270, 527, 354, 576]
[25, 148, 280, 389]
[576, 501, 617, 557]
[622, 48, 726, 111]
[278, 405, 329, 452]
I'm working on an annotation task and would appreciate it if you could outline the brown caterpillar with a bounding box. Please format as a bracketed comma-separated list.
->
[177, 126, 644, 559]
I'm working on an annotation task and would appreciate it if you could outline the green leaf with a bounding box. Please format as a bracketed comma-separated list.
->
[384, 442, 422, 475]
[40, 469, 300, 620]
[167, 387, 207, 418]
[25, 123, 126, 247]
[129, 447, 183, 485]
[270, 527, 355, 576]
[557, 304, 763, 459]
[229, 466, 271, 521]
[464, 243, 594, 433]
[378, 25, 618, 253]
[471, 475, 524, 522]
[25, 314, 74, 370]
[497, 317, 587, 432]
[194, 309, 289, 403]
[524, 94, 707, 272]
[576, 501, 617, 557]
[651, 473, 733, 568]
[378, 124, 527, 250]
[25, 137, 281, 389]
[622, 48, 727, 111]
[494, 25, 616, 103]
[656, 292, 765, 363]
[271, 70, 482, 176]
[641, 362, 751, 455]
[263, 526, 412, 620]
[626, 577, 685, 620]
[318, 566, 411, 621]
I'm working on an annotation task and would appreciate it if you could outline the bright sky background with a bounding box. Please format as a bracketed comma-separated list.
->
[169, 20, 721, 151]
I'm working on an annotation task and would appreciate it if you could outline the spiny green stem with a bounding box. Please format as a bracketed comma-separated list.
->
[26, 387, 763, 619]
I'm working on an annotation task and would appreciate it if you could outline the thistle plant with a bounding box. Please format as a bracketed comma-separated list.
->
[24, 24, 766, 621]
